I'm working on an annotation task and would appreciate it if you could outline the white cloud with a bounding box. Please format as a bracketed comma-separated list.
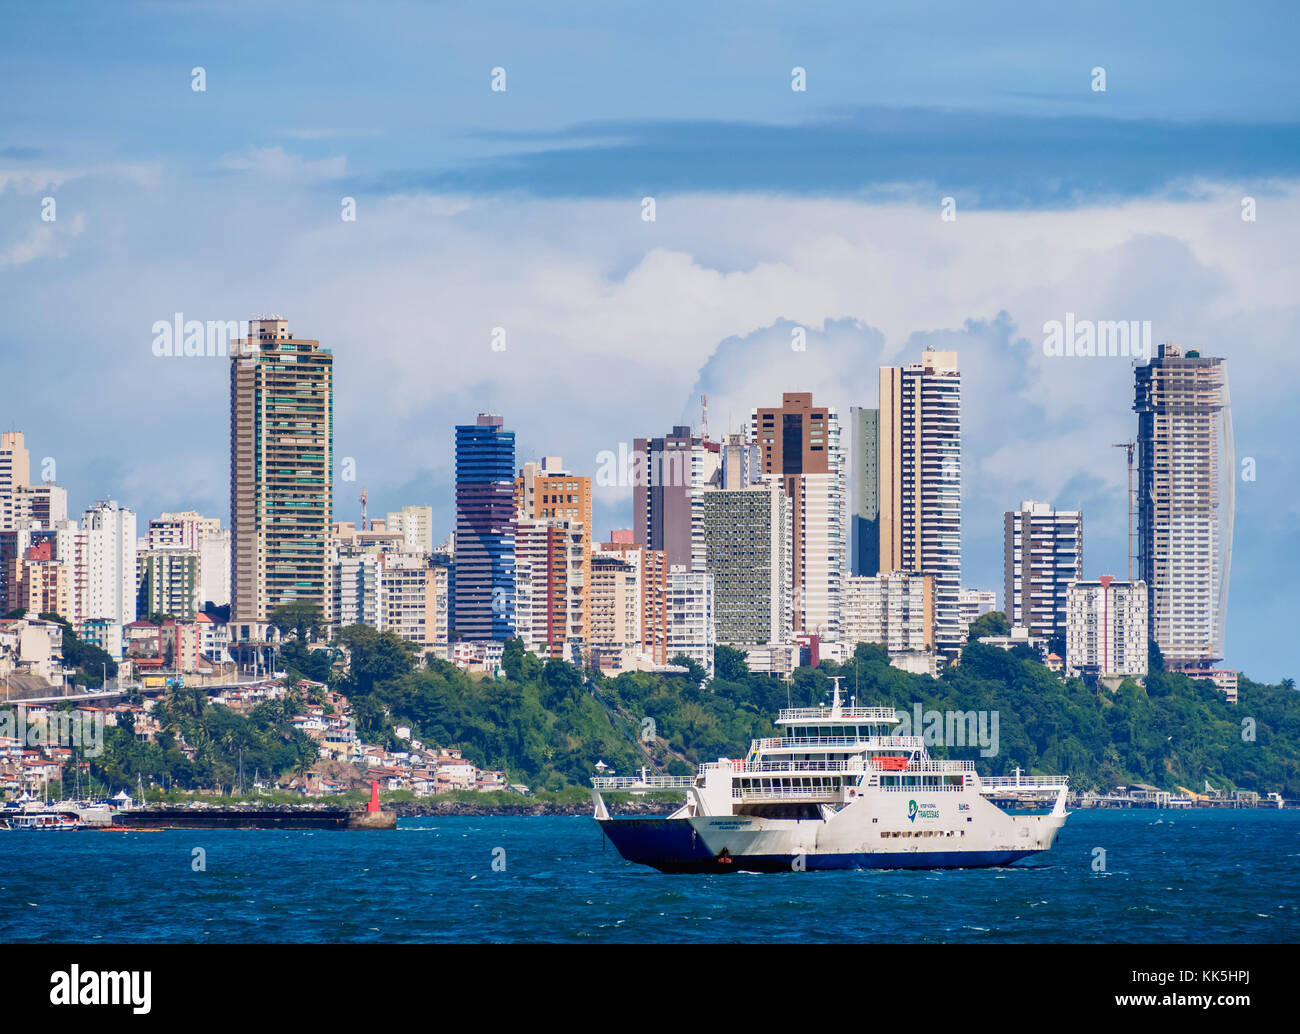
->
[6, 177, 1297, 675]
[217, 146, 347, 180]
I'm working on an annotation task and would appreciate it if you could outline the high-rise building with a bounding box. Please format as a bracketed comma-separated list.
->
[80, 500, 137, 625]
[0, 432, 31, 532]
[137, 548, 200, 619]
[1134, 343, 1232, 668]
[229, 317, 333, 632]
[632, 426, 720, 571]
[878, 349, 961, 661]
[515, 457, 591, 645]
[1003, 500, 1082, 643]
[1065, 576, 1148, 679]
[333, 551, 382, 629]
[842, 571, 935, 664]
[385, 505, 435, 555]
[513, 516, 584, 659]
[666, 565, 714, 678]
[25, 520, 86, 624]
[600, 534, 668, 664]
[849, 406, 880, 576]
[453, 414, 516, 641]
[957, 588, 997, 640]
[750, 392, 846, 638]
[16, 541, 71, 620]
[379, 552, 449, 647]
[146, 511, 228, 609]
[720, 432, 761, 490]
[701, 483, 792, 645]
[15, 483, 67, 527]
[587, 547, 643, 671]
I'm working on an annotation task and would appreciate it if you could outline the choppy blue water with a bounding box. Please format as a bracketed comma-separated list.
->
[1, 810, 1296, 942]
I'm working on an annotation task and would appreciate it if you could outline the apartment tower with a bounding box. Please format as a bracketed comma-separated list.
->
[749, 392, 846, 638]
[229, 316, 333, 634]
[1003, 500, 1083, 643]
[878, 349, 961, 660]
[1134, 344, 1232, 668]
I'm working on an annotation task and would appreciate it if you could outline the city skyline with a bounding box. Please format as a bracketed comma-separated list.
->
[2, 3, 1297, 680]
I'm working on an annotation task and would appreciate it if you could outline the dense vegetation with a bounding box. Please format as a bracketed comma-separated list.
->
[9, 617, 1296, 799]
[310, 628, 1300, 797]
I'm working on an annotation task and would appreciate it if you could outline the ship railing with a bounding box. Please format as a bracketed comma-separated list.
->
[591, 776, 695, 791]
[731, 786, 843, 801]
[978, 774, 1069, 789]
[908, 759, 975, 773]
[755, 735, 923, 750]
[733, 760, 865, 774]
[776, 706, 900, 723]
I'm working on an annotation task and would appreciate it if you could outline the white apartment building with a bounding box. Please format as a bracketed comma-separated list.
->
[842, 572, 936, 674]
[385, 505, 435, 555]
[1004, 500, 1082, 642]
[666, 564, 714, 679]
[334, 552, 382, 628]
[796, 472, 844, 641]
[80, 501, 137, 625]
[957, 588, 997, 639]
[1065, 576, 1148, 679]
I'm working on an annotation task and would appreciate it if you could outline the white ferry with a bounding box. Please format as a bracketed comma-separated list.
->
[593, 679, 1069, 872]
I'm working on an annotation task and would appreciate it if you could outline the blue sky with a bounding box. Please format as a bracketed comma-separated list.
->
[1, 1, 1297, 680]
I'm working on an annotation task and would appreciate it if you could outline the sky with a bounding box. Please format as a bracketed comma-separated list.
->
[1, 1, 1297, 680]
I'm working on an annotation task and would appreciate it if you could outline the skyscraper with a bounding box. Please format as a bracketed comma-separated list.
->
[1065, 576, 1148, 680]
[453, 414, 516, 641]
[1004, 500, 1083, 643]
[750, 392, 846, 638]
[878, 349, 961, 661]
[1134, 343, 1233, 668]
[515, 456, 592, 645]
[701, 483, 792, 645]
[849, 406, 880, 576]
[632, 426, 720, 571]
[81, 500, 137, 625]
[0, 431, 30, 532]
[229, 316, 333, 633]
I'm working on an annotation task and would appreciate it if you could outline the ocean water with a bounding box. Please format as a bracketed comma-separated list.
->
[2, 810, 1296, 943]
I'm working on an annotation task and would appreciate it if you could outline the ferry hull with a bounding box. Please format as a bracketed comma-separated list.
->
[598, 817, 1040, 873]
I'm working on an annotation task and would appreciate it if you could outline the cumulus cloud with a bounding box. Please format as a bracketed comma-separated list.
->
[217, 146, 347, 180]
[1, 175, 1295, 675]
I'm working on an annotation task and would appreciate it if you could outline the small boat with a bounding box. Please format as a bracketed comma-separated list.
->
[6, 811, 84, 831]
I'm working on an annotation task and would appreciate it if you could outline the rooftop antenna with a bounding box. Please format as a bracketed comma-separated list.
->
[700, 394, 709, 442]
[360, 486, 369, 531]
[1112, 442, 1136, 580]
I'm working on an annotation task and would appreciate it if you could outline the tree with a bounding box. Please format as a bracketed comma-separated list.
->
[268, 602, 325, 642]
[967, 611, 1010, 642]
[714, 645, 750, 683]
[1148, 639, 1166, 674]
[335, 625, 417, 695]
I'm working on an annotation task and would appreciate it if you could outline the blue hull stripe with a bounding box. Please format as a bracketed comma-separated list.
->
[598, 817, 1038, 872]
